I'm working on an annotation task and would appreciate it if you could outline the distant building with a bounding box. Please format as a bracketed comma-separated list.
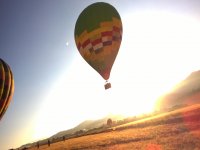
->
[48, 139, 50, 146]
[37, 141, 39, 149]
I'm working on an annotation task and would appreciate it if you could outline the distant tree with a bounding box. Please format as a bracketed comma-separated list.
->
[107, 118, 112, 126]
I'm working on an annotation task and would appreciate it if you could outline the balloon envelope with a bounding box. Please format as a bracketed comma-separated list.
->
[75, 2, 123, 81]
[0, 59, 14, 120]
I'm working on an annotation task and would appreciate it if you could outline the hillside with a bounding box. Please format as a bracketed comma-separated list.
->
[50, 114, 124, 139]
[17, 114, 124, 149]
[157, 70, 200, 110]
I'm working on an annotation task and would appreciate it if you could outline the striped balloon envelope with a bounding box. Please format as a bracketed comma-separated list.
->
[0, 59, 14, 120]
[74, 2, 123, 89]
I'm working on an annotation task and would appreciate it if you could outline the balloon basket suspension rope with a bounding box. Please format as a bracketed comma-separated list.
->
[104, 80, 111, 90]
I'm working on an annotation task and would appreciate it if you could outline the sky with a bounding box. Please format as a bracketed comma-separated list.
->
[0, 0, 200, 149]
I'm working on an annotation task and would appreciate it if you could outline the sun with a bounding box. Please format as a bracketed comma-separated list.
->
[110, 9, 200, 116]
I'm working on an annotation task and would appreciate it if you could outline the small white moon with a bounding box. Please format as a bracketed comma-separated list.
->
[66, 42, 69, 46]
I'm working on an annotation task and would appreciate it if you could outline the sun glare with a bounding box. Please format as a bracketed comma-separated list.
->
[34, 10, 200, 140]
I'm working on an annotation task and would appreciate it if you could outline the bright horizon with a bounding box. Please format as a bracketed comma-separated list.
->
[1, 1, 200, 150]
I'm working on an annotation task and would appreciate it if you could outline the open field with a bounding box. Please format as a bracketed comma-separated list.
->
[28, 104, 200, 150]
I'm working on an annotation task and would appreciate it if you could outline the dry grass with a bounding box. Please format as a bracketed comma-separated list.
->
[28, 104, 200, 150]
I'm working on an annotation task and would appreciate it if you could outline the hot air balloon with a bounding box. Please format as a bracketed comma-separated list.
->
[74, 2, 123, 89]
[0, 58, 14, 120]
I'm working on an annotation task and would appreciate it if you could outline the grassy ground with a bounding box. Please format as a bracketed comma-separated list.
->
[28, 104, 200, 150]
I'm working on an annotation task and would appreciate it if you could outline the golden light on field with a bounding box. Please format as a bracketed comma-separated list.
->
[33, 10, 200, 140]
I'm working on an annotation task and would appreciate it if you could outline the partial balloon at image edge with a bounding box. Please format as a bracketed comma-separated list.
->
[0, 58, 14, 121]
